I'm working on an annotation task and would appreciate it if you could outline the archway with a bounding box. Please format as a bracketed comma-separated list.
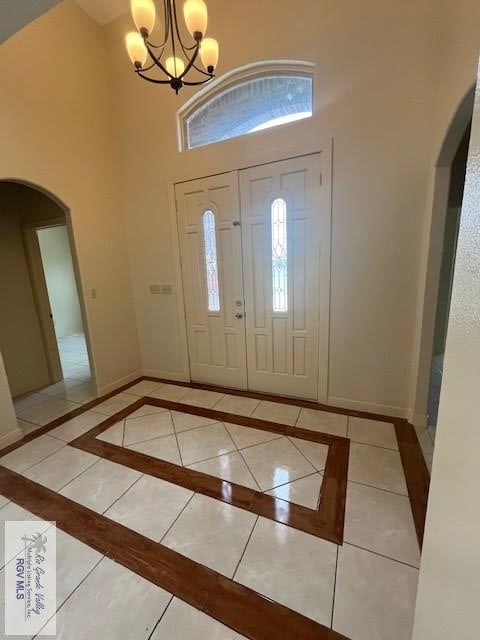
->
[412, 86, 475, 439]
[0, 179, 95, 426]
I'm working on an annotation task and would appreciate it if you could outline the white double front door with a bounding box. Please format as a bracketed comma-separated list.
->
[175, 154, 328, 400]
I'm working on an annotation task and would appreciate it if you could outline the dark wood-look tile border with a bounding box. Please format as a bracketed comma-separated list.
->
[68, 397, 349, 544]
[0, 467, 349, 640]
[2, 375, 429, 545]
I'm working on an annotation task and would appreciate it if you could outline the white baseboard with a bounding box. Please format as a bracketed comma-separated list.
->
[97, 370, 143, 396]
[327, 396, 409, 420]
[0, 427, 23, 449]
[142, 369, 189, 383]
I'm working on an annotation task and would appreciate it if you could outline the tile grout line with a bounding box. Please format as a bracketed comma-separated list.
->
[232, 515, 259, 581]
[348, 478, 409, 498]
[159, 491, 197, 544]
[342, 541, 420, 570]
[147, 595, 175, 640]
[101, 471, 145, 515]
[287, 435, 326, 473]
[330, 544, 340, 630]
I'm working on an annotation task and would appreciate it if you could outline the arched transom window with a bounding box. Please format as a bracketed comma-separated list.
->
[179, 62, 314, 150]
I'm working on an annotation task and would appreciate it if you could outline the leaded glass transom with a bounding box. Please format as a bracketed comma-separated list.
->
[202, 210, 220, 312]
[271, 198, 288, 312]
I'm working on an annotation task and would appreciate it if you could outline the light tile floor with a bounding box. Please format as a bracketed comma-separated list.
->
[0, 382, 421, 639]
[13, 333, 96, 436]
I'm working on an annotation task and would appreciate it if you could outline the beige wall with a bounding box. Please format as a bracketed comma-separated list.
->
[38, 225, 83, 339]
[104, 0, 480, 416]
[0, 0, 141, 395]
[0, 354, 19, 448]
[412, 58, 480, 640]
[0, 184, 51, 396]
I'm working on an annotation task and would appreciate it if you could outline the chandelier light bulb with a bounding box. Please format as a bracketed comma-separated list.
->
[183, 0, 208, 40]
[166, 56, 186, 78]
[131, 0, 156, 37]
[200, 37, 219, 72]
[126, 31, 148, 68]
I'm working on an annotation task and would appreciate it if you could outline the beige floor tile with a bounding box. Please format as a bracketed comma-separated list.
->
[213, 394, 260, 417]
[267, 473, 323, 509]
[225, 422, 282, 449]
[345, 482, 420, 566]
[0, 435, 65, 473]
[348, 443, 408, 494]
[180, 389, 225, 408]
[235, 517, 337, 625]
[162, 494, 256, 576]
[24, 446, 99, 491]
[252, 401, 300, 426]
[152, 598, 247, 640]
[60, 459, 142, 513]
[240, 437, 316, 491]
[93, 393, 136, 416]
[17, 397, 78, 426]
[0, 503, 50, 568]
[296, 408, 348, 436]
[126, 406, 168, 419]
[177, 422, 236, 466]
[97, 421, 124, 445]
[105, 475, 193, 541]
[48, 410, 105, 442]
[289, 437, 329, 471]
[127, 434, 182, 465]
[171, 410, 218, 433]
[0, 495, 9, 509]
[348, 417, 398, 450]
[333, 544, 418, 640]
[55, 383, 97, 405]
[17, 418, 42, 436]
[13, 392, 49, 414]
[123, 412, 174, 446]
[149, 384, 191, 402]
[54, 530, 103, 605]
[52, 557, 171, 640]
[188, 451, 260, 490]
[124, 380, 164, 396]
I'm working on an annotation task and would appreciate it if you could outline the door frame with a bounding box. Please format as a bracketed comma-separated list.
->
[410, 87, 474, 426]
[168, 142, 333, 403]
[22, 217, 95, 390]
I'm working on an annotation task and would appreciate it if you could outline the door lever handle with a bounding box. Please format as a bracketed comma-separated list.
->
[235, 312, 243, 319]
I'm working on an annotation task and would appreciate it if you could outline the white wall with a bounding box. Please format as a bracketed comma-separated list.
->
[37, 225, 83, 339]
[412, 58, 480, 640]
[104, 0, 480, 416]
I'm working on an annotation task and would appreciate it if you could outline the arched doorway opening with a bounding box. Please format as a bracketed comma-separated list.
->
[412, 86, 475, 467]
[0, 179, 95, 430]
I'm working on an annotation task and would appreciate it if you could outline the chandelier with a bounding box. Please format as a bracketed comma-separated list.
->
[125, 0, 219, 94]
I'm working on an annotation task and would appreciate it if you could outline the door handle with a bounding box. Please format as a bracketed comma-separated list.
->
[235, 312, 243, 319]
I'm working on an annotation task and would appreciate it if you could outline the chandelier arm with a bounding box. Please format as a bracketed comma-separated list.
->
[172, 0, 198, 51]
[135, 70, 172, 85]
[144, 41, 175, 79]
[144, 0, 171, 49]
[182, 75, 215, 86]
[178, 43, 201, 80]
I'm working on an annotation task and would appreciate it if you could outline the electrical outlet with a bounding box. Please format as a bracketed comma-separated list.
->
[160, 284, 173, 295]
[149, 284, 161, 295]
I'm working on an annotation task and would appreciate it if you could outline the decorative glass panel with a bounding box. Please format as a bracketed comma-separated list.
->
[202, 210, 220, 312]
[271, 198, 288, 312]
[185, 74, 313, 149]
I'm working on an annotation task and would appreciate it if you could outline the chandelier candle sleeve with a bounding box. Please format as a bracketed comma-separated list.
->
[126, 0, 219, 94]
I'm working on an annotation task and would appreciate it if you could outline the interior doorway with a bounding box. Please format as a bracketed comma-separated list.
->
[174, 153, 331, 401]
[427, 124, 471, 434]
[0, 180, 95, 430]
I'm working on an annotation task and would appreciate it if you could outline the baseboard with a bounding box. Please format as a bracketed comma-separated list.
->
[0, 427, 23, 449]
[142, 369, 189, 383]
[327, 396, 409, 420]
[97, 371, 143, 396]
[410, 412, 428, 428]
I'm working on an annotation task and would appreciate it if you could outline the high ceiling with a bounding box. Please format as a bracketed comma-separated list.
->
[0, 0, 60, 44]
[74, 0, 128, 25]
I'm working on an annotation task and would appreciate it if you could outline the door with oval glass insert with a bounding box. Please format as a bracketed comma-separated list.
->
[175, 172, 248, 388]
[239, 155, 323, 399]
[176, 154, 327, 399]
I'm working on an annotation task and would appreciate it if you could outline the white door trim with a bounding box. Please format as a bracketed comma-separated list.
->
[167, 142, 333, 403]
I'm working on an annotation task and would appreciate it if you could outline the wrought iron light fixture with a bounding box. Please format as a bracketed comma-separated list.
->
[125, 0, 219, 94]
